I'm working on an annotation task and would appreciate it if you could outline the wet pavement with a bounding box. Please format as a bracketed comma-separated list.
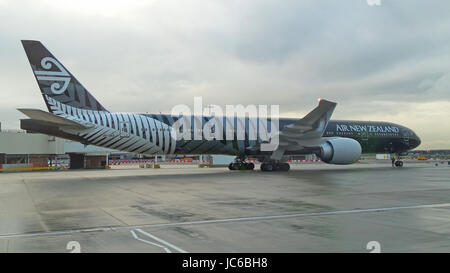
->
[0, 161, 449, 252]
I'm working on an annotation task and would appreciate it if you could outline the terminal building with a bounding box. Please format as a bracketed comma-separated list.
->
[0, 128, 116, 170]
[0, 127, 221, 170]
[0, 130, 64, 169]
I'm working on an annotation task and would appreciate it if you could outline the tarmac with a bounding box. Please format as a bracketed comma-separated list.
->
[0, 160, 449, 252]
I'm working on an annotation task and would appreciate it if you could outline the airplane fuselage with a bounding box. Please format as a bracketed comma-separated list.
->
[44, 101, 420, 157]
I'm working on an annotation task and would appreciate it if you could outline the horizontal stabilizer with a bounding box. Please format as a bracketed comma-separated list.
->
[17, 108, 90, 129]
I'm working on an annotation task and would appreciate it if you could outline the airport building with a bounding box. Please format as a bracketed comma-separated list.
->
[0, 129, 234, 170]
[0, 130, 64, 170]
[0, 129, 115, 170]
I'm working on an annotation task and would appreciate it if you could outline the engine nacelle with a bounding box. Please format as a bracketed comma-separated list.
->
[318, 138, 362, 165]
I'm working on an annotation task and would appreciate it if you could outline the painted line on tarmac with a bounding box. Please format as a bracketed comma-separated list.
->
[134, 229, 187, 253]
[1, 202, 450, 240]
[130, 230, 173, 253]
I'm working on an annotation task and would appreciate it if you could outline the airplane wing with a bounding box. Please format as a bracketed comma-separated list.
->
[18, 108, 92, 130]
[268, 99, 337, 160]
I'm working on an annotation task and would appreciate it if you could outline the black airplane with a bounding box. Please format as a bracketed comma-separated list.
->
[18, 40, 421, 171]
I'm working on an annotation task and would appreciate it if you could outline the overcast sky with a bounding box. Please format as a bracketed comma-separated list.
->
[0, 0, 449, 149]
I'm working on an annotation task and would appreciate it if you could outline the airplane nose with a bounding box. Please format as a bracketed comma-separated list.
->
[404, 127, 421, 149]
[410, 132, 421, 149]
[416, 135, 421, 147]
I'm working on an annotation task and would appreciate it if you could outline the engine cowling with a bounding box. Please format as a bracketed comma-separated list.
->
[317, 138, 362, 165]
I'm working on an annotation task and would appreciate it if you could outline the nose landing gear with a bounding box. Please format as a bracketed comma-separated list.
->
[391, 154, 404, 168]
[394, 160, 403, 167]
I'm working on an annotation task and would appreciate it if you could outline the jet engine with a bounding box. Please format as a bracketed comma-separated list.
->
[317, 138, 362, 165]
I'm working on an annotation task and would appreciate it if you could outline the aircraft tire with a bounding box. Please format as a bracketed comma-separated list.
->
[229, 163, 240, 170]
[261, 163, 275, 171]
[260, 163, 268, 171]
[261, 162, 292, 171]
[279, 163, 290, 171]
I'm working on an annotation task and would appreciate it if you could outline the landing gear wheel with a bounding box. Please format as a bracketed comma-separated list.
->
[260, 162, 290, 172]
[228, 161, 255, 171]
[279, 163, 290, 171]
[260, 163, 267, 171]
[260, 162, 273, 171]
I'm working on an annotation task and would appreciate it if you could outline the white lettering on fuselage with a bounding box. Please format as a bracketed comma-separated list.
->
[336, 124, 399, 133]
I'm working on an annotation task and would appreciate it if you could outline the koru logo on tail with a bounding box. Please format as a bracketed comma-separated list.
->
[34, 57, 71, 94]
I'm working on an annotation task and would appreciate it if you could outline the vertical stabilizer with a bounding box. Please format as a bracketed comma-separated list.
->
[21, 40, 108, 113]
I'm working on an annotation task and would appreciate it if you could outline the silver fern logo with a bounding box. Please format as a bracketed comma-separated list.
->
[34, 57, 71, 95]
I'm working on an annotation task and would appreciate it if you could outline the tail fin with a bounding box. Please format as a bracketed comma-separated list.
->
[21, 40, 108, 113]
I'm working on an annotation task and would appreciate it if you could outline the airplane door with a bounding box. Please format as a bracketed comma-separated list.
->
[119, 121, 131, 138]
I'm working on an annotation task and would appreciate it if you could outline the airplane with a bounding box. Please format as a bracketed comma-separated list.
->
[18, 40, 421, 171]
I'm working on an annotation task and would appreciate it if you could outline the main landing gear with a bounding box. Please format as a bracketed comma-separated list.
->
[227, 156, 291, 172]
[228, 156, 255, 170]
[260, 161, 290, 172]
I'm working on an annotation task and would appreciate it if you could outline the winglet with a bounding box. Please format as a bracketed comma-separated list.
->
[300, 99, 337, 126]
[281, 99, 337, 139]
